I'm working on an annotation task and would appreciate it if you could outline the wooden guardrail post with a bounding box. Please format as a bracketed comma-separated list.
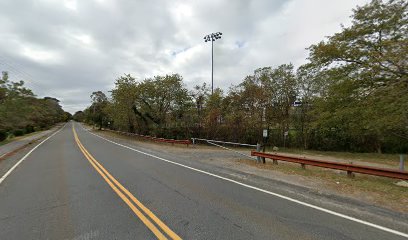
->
[400, 154, 406, 171]
[347, 162, 355, 178]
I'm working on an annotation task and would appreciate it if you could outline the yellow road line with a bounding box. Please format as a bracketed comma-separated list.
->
[75, 134, 182, 240]
[72, 125, 181, 240]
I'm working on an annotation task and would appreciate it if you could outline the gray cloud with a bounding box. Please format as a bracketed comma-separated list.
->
[0, 0, 369, 113]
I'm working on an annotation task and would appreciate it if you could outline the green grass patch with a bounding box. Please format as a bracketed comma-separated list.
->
[267, 147, 406, 167]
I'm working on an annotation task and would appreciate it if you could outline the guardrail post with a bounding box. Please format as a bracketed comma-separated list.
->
[261, 144, 266, 164]
[301, 163, 306, 169]
[347, 162, 355, 178]
[400, 154, 406, 171]
[250, 150, 408, 180]
[256, 144, 261, 162]
[273, 159, 278, 165]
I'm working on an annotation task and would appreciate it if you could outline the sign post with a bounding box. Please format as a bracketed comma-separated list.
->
[261, 129, 268, 163]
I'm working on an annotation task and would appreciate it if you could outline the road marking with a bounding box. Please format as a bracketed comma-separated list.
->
[83, 125, 408, 239]
[0, 124, 66, 185]
[72, 125, 181, 240]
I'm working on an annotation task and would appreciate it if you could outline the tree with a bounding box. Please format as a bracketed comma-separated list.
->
[307, 0, 408, 152]
[0, 71, 67, 141]
[73, 111, 85, 122]
[132, 74, 191, 137]
[89, 91, 109, 130]
[266, 64, 297, 146]
[110, 74, 139, 132]
[189, 83, 211, 137]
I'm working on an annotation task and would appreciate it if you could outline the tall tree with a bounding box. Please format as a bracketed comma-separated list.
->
[110, 74, 139, 132]
[132, 74, 191, 136]
[89, 91, 109, 130]
[307, 0, 408, 152]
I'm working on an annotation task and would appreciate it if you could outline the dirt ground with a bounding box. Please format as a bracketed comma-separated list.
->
[93, 129, 408, 214]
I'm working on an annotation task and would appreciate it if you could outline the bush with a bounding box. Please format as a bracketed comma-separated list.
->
[0, 130, 7, 142]
[12, 129, 25, 137]
[25, 125, 35, 134]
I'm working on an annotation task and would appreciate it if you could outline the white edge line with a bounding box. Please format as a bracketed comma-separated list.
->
[81, 125, 408, 238]
[0, 124, 66, 185]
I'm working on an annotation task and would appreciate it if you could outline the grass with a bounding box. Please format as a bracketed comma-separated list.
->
[240, 159, 408, 212]
[0, 138, 13, 146]
[266, 146, 407, 168]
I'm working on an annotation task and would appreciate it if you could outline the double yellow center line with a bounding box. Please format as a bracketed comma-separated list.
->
[72, 125, 181, 240]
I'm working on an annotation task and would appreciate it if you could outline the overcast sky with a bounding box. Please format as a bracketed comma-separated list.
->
[0, 0, 370, 113]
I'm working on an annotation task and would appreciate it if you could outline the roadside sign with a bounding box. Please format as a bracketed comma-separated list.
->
[284, 131, 288, 137]
[263, 129, 268, 137]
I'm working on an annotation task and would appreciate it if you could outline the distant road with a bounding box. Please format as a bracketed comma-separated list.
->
[0, 122, 406, 239]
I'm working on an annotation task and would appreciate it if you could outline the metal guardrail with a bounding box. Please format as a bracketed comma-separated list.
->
[191, 138, 257, 147]
[191, 138, 257, 160]
[104, 129, 191, 146]
[251, 151, 408, 180]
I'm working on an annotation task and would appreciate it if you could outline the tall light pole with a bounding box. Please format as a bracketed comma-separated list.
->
[204, 32, 222, 95]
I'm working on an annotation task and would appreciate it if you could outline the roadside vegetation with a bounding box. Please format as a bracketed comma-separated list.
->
[0, 71, 70, 142]
[268, 147, 407, 167]
[78, 0, 407, 155]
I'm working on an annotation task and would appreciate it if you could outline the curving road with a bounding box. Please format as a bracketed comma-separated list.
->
[0, 122, 406, 239]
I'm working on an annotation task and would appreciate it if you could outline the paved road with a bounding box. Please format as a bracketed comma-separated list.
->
[0, 122, 406, 239]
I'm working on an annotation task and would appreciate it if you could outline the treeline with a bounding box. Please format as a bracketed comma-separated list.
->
[78, 0, 407, 153]
[0, 71, 70, 141]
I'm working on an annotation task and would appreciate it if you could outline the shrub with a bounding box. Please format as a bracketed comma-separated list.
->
[25, 125, 35, 134]
[0, 130, 7, 142]
[13, 129, 25, 137]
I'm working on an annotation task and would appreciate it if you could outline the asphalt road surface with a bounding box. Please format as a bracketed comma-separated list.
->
[0, 122, 407, 240]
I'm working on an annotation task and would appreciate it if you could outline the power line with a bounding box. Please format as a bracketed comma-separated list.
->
[0, 56, 61, 99]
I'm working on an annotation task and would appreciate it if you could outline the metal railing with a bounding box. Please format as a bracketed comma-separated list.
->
[104, 129, 191, 146]
[251, 151, 408, 180]
[191, 138, 257, 147]
[191, 138, 257, 160]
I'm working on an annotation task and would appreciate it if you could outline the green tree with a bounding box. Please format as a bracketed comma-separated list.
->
[89, 91, 109, 130]
[73, 111, 85, 122]
[132, 74, 191, 137]
[0, 71, 67, 141]
[189, 83, 211, 137]
[307, 0, 408, 152]
[110, 74, 139, 132]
